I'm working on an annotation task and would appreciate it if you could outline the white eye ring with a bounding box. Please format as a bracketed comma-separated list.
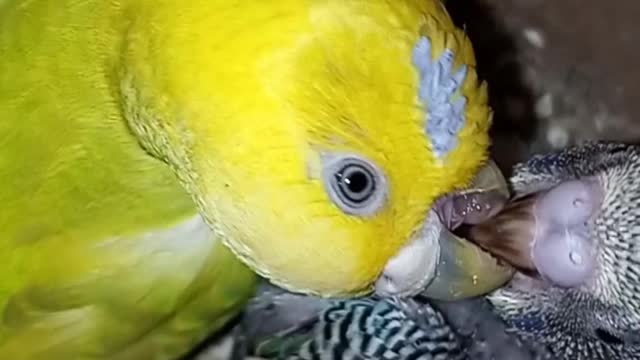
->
[322, 154, 388, 216]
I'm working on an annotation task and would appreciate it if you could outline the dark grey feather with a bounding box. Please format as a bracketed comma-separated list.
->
[489, 141, 640, 359]
[233, 283, 553, 360]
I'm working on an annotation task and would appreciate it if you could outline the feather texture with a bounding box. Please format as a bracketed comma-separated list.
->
[0, 0, 491, 358]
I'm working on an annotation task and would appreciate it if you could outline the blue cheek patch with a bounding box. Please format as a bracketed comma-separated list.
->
[412, 36, 468, 159]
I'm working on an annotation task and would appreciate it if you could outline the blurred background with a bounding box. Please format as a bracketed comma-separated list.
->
[446, 0, 640, 175]
[198, 0, 640, 358]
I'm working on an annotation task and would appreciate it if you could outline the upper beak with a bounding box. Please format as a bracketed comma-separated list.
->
[375, 160, 515, 300]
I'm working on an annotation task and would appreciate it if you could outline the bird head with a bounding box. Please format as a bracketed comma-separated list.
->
[118, 0, 512, 297]
[470, 142, 640, 359]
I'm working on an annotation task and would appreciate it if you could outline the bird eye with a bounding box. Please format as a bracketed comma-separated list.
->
[595, 328, 624, 345]
[323, 155, 387, 216]
[335, 164, 375, 203]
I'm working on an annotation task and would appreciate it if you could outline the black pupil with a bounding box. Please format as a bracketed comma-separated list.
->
[344, 170, 369, 193]
[595, 328, 624, 345]
[334, 164, 375, 204]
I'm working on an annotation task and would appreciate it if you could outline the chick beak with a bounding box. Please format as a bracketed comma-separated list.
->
[375, 160, 516, 300]
[466, 178, 602, 289]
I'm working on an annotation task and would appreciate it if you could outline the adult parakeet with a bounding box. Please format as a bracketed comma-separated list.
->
[470, 141, 640, 359]
[0, 0, 512, 359]
[233, 141, 640, 360]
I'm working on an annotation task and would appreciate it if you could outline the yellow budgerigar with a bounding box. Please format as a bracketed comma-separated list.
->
[0, 0, 513, 359]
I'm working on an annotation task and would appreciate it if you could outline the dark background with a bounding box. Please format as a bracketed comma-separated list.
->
[447, 0, 640, 174]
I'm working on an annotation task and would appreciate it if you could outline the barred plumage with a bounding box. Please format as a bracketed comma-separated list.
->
[235, 291, 465, 360]
[232, 284, 551, 360]
[489, 141, 640, 359]
[289, 299, 465, 360]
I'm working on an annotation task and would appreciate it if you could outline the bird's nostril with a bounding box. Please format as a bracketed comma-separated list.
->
[569, 251, 583, 265]
[573, 198, 584, 208]
[536, 179, 603, 227]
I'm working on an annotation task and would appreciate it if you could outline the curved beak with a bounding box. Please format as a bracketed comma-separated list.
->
[375, 160, 515, 300]
[422, 160, 515, 300]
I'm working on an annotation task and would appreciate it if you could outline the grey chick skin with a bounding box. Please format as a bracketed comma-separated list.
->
[483, 141, 640, 359]
[232, 283, 553, 360]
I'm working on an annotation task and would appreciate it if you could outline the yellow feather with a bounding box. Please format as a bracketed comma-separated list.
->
[1, 2, 491, 357]
[122, 0, 491, 295]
